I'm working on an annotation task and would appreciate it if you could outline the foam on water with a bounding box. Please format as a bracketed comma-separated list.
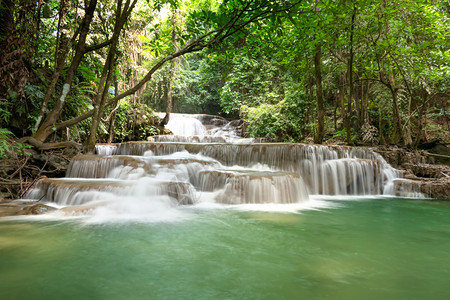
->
[21, 113, 425, 223]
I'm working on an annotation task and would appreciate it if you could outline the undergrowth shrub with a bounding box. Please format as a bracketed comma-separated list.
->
[113, 100, 159, 142]
[241, 99, 304, 142]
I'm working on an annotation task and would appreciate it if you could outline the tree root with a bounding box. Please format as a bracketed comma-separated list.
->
[19, 136, 82, 150]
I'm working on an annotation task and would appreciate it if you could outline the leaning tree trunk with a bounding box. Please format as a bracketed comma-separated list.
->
[33, 0, 72, 132]
[339, 71, 346, 131]
[85, 0, 138, 153]
[30, 1, 298, 147]
[32, 0, 98, 143]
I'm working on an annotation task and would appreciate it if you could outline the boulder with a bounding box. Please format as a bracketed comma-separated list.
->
[403, 163, 450, 179]
[420, 178, 450, 199]
[16, 203, 57, 215]
[0, 201, 56, 217]
[375, 145, 450, 200]
[374, 146, 433, 168]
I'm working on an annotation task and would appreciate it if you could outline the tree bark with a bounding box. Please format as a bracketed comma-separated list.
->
[32, 0, 98, 143]
[346, 4, 357, 145]
[107, 71, 119, 143]
[33, 0, 72, 132]
[389, 86, 402, 144]
[314, 44, 324, 144]
[339, 71, 346, 131]
[85, 0, 138, 153]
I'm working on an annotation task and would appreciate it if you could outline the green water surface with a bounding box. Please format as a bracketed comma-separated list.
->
[1, 198, 450, 300]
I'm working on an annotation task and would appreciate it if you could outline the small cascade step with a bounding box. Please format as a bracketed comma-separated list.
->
[157, 113, 241, 137]
[67, 155, 151, 178]
[196, 169, 309, 204]
[68, 154, 220, 179]
[166, 115, 208, 136]
[27, 178, 196, 206]
[312, 158, 382, 195]
[95, 144, 117, 155]
[393, 179, 425, 198]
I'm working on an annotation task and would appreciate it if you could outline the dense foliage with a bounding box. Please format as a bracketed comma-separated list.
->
[0, 0, 448, 149]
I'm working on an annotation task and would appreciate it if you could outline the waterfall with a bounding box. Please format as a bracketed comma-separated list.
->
[158, 113, 241, 140]
[25, 113, 420, 216]
[166, 116, 208, 136]
[95, 141, 402, 196]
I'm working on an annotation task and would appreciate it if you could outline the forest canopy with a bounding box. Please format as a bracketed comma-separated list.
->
[0, 0, 448, 152]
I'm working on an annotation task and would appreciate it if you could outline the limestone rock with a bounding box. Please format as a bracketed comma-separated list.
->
[420, 178, 450, 199]
[403, 163, 450, 179]
[375, 145, 450, 200]
[16, 203, 57, 215]
[0, 201, 56, 216]
[374, 146, 432, 168]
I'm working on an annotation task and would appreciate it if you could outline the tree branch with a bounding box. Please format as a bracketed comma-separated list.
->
[52, 1, 302, 132]
[84, 38, 113, 53]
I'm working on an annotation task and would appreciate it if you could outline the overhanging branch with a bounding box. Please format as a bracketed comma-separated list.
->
[54, 1, 303, 130]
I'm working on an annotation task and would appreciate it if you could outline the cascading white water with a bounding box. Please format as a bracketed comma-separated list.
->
[160, 113, 241, 140]
[165, 116, 208, 136]
[96, 141, 403, 196]
[25, 113, 421, 219]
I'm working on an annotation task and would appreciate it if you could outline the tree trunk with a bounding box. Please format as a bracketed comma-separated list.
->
[346, 4, 357, 145]
[306, 75, 315, 136]
[33, 0, 71, 132]
[32, 0, 98, 143]
[389, 86, 402, 144]
[107, 72, 119, 144]
[339, 71, 346, 130]
[314, 44, 324, 144]
[85, 0, 138, 153]
[378, 108, 386, 144]
[412, 91, 429, 148]
[362, 80, 370, 125]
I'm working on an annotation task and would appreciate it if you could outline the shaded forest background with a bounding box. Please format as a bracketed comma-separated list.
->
[0, 0, 448, 156]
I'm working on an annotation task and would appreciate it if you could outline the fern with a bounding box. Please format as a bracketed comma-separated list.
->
[0, 99, 12, 125]
[0, 128, 13, 159]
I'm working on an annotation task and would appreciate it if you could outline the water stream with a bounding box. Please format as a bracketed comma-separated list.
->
[25, 114, 413, 212]
[2, 114, 447, 299]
